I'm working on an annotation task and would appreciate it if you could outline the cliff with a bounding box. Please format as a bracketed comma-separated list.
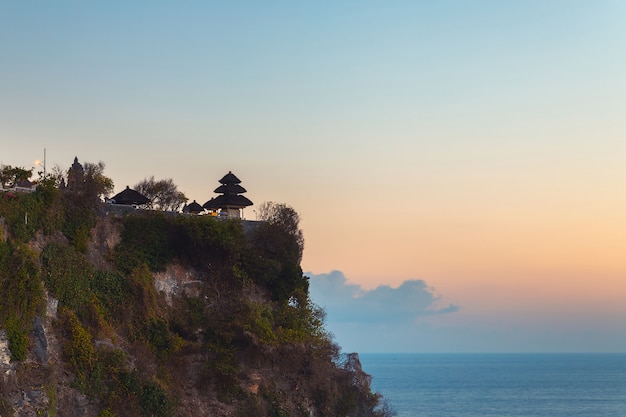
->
[0, 187, 392, 417]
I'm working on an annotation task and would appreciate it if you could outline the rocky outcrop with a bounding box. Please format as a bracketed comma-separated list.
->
[0, 330, 11, 376]
[153, 264, 203, 305]
[30, 317, 48, 364]
[86, 215, 121, 270]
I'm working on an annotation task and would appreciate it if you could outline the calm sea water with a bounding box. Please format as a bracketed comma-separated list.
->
[359, 353, 626, 417]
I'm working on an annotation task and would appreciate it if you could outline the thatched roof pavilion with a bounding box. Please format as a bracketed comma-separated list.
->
[183, 200, 205, 214]
[110, 186, 149, 206]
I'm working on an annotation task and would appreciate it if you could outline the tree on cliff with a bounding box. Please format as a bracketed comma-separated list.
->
[249, 202, 307, 303]
[83, 161, 114, 201]
[134, 176, 188, 212]
[0, 165, 32, 188]
[257, 201, 304, 262]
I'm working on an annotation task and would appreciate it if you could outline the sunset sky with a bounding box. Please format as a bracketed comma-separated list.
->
[2, 1, 625, 352]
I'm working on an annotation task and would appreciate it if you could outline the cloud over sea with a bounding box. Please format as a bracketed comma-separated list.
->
[308, 270, 458, 323]
[307, 270, 459, 352]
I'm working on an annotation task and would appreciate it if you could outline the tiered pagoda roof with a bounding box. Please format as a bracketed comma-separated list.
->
[203, 171, 253, 216]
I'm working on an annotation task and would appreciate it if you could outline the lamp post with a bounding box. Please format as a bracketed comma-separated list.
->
[35, 148, 46, 178]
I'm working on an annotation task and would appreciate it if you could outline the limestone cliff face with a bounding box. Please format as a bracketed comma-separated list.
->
[0, 299, 96, 417]
[0, 331, 11, 374]
[0, 212, 388, 417]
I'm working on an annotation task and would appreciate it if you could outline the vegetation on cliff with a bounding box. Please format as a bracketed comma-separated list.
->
[0, 166, 393, 416]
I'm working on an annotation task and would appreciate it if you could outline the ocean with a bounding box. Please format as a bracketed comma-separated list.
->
[358, 353, 626, 417]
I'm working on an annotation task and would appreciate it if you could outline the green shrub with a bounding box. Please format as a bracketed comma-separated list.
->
[139, 381, 173, 417]
[243, 303, 276, 344]
[59, 308, 95, 388]
[91, 270, 129, 319]
[0, 242, 43, 360]
[245, 216, 309, 302]
[3, 315, 29, 361]
[259, 385, 290, 417]
[126, 264, 159, 325]
[41, 243, 94, 311]
[142, 318, 182, 357]
[61, 192, 98, 251]
[171, 215, 246, 268]
[114, 213, 174, 273]
[170, 295, 205, 340]
[0, 192, 42, 242]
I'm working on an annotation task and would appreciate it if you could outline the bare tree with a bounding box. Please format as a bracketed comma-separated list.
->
[134, 176, 188, 212]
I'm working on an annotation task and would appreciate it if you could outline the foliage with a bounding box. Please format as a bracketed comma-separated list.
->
[170, 214, 246, 269]
[258, 385, 290, 417]
[118, 264, 160, 333]
[61, 192, 98, 252]
[35, 178, 65, 234]
[202, 304, 243, 400]
[3, 316, 29, 362]
[247, 202, 308, 303]
[274, 297, 329, 345]
[0, 241, 43, 360]
[169, 295, 205, 339]
[114, 212, 247, 273]
[59, 308, 96, 384]
[134, 176, 187, 211]
[0, 161, 101, 248]
[0, 187, 61, 242]
[91, 270, 129, 318]
[104, 370, 173, 417]
[41, 243, 95, 311]
[242, 302, 277, 344]
[47, 163, 63, 184]
[56, 306, 175, 416]
[257, 201, 304, 262]
[114, 212, 174, 273]
[141, 318, 183, 357]
[0, 165, 32, 188]
[83, 162, 114, 200]
[41, 242, 136, 327]
[138, 380, 174, 417]
[240, 298, 329, 347]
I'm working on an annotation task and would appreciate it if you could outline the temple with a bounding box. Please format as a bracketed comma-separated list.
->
[203, 171, 253, 219]
[66, 157, 85, 191]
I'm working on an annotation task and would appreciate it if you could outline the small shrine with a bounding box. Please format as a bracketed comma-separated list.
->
[110, 186, 150, 206]
[183, 200, 205, 215]
[203, 171, 253, 219]
[14, 179, 36, 193]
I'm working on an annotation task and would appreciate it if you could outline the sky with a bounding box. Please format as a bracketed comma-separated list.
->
[1, 1, 625, 353]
